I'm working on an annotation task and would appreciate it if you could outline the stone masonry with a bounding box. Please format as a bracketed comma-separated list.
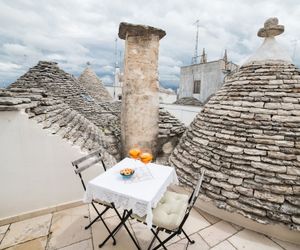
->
[8, 61, 121, 158]
[78, 67, 113, 102]
[119, 22, 166, 157]
[170, 18, 300, 231]
[0, 88, 117, 167]
[7, 61, 185, 160]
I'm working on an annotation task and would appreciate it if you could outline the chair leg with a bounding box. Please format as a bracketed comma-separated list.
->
[88, 203, 116, 245]
[182, 229, 195, 244]
[114, 209, 141, 250]
[150, 228, 168, 250]
[85, 206, 109, 229]
[99, 209, 140, 250]
[85, 215, 100, 230]
[110, 210, 127, 237]
[147, 228, 159, 250]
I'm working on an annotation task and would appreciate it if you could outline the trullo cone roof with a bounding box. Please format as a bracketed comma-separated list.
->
[78, 67, 113, 102]
[170, 17, 300, 231]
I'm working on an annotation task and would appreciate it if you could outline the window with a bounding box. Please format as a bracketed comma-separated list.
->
[193, 80, 201, 94]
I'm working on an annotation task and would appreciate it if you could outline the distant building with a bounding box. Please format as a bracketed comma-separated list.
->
[105, 62, 123, 100]
[105, 67, 177, 104]
[178, 49, 238, 103]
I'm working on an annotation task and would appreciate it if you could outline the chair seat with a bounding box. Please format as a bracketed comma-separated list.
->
[94, 199, 113, 207]
[134, 191, 189, 231]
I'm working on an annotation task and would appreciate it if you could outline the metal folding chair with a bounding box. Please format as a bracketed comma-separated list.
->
[72, 150, 141, 249]
[139, 170, 205, 250]
[71, 149, 117, 245]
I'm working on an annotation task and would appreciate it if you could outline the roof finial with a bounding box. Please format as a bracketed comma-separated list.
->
[257, 17, 284, 38]
[223, 49, 228, 63]
[243, 17, 292, 65]
[86, 61, 91, 66]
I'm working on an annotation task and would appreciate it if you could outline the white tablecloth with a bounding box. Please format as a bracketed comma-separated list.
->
[83, 157, 178, 228]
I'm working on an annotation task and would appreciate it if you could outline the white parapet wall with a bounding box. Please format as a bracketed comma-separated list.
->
[0, 110, 102, 220]
[160, 103, 202, 126]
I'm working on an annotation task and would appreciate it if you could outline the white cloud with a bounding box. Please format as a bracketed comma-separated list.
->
[0, 62, 21, 71]
[0, 0, 299, 89]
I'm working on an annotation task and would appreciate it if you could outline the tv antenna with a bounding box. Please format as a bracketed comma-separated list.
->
[113, 38, 119, 99]
[114, 38, 119, 68]
[191, 20, 200, 65]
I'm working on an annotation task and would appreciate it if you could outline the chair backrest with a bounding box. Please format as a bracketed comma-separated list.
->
[178, 170, 205, 231]
[189, 169, 205, 207]
[71, 149, 106, 191]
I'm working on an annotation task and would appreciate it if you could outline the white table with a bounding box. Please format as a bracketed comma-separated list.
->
[84, 157, 178, 228]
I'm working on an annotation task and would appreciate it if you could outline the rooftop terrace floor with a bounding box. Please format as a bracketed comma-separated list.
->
[0, 204, 299, 250]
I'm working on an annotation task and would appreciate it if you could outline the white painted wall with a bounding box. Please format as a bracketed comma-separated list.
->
[0, 111, 103, 219]
[106, 85, 122, 100]
[160, 104, 202, 126]
[179, 60, 224, 103]
[106, 85, 177, 104]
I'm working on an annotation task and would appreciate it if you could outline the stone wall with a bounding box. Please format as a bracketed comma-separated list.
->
[170, 61, 300, 231]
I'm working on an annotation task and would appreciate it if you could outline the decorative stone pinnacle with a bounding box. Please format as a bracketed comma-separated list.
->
[257, 17, 284, 38]
[118, 22, 166, 40]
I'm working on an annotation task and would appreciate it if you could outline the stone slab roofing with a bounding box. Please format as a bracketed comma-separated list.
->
[81, 96, 186, 159]
[174, 97, 203, 106]
[78, 67, 113, 102]
[8, 61, 121, 158]
[171, 61, 300, 231]
[170, 18, 300, 232]
[0, 88, 116, 166]
[7, 61, 186, 160]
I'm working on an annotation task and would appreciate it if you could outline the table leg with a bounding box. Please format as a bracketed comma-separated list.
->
[99, 209, 141, 249]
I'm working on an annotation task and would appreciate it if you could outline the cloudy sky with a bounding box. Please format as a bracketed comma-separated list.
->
[0, 0, 300, 89]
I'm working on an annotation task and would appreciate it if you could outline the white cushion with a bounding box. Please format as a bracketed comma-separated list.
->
[134, 191, 189, 231]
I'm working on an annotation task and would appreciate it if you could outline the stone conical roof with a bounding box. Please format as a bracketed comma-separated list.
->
[8, 61, 186, 160]
[0, 88, 116, 166]
[8, 61, 120, 158]
[174, 97, 203, 106]
[170, 18, 300, 231]
[78, 67, 113, 102]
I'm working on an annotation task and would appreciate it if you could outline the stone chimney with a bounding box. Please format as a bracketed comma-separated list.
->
[118, 22, 166, 157]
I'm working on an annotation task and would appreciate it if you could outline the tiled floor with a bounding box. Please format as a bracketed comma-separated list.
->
[0, 204, 299, 250]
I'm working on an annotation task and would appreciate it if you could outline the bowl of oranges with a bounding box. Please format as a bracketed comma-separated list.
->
[120, 168, 135, 178]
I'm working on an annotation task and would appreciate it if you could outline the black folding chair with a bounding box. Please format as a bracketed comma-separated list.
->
[72, 150, 141, 249]
[135, 170, 205, 250]
[71, 149, 117, 245]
